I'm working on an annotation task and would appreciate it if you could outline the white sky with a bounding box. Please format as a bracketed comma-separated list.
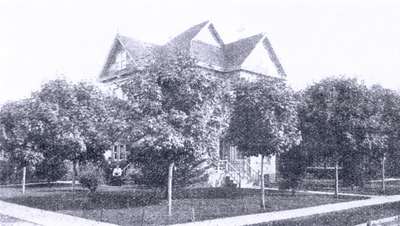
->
[1, 0, 400, 103]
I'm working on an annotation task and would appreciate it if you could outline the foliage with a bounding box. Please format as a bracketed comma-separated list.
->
[0, 160, 16, 184]
[363, 85, 400, 170]
[300, 77, 369, 163]
[341, 153, 366, 187]
[79, 163, 105, 193]
[131, 150, 209, 187]
[34, 159, 68, 183]
[0, 99, 47, 169]
[278, 145, 308, 194]
[34, 79, 111, 165]
[299, 77, 371, 190]
[228, 77, 301, 157]
[119, 51, 231, 188]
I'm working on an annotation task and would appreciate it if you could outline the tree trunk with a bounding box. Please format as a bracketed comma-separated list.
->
[381, 153, 386, 195]
[168, 162, 174, 216]
[72, 160, 78, 191]
[260, 155, 265, 210]
[22, 166, 26, 194]
[334, 160, 339, 199]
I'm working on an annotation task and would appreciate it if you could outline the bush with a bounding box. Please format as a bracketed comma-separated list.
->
[79, 163, 104, 193]
[34, 159, 68, 183]
[0, 161, 16, 184]
[278, 146, 308, 195]
[131, 147, 208, 188]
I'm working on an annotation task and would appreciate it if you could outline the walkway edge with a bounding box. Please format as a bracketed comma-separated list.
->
[172, 195, 400, 226]
[0, 200, 117, 226]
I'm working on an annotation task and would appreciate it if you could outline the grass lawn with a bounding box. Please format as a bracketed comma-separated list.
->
[297, 178, 400, 196]
[0, 184, 361, 225]
[260, 201, 400, 226]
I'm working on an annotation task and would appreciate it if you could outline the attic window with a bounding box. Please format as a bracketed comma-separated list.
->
[115, 51, 128, 70]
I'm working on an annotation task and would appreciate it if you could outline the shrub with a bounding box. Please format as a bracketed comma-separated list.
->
[0, 161, 16, 184]
[278, 146, 308, 195]
[34, 159, 68, 183]
[131, 148, 208, 188]
[79, 163, 104, 193]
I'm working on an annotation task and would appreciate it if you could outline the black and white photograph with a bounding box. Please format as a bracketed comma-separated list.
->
[1, 0, 400, 225]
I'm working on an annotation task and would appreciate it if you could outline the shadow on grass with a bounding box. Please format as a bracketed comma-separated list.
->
[4, 190, 162, 211]
[174, 187, 359, 200]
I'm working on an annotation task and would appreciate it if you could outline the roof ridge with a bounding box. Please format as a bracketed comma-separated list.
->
[166, 20, 210, 46]
[117, 34, 160, 47]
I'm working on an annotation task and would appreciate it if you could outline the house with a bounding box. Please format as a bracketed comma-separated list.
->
[99, 21, 287, 187]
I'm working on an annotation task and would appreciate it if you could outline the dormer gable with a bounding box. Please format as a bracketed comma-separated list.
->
[99, 35, 132, 81]
[98, 21, 287, 83]
[191, 22, 224, 47]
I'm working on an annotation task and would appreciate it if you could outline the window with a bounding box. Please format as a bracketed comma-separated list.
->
[119, 145, 126, 160]
[112, 146, 118, 160]
[115, 51, 127, 70]
[112, 144, 127, 161]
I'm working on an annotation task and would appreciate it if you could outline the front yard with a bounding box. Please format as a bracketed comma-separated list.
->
[297, 178, 400, 196]
[0, 184, 361, 225]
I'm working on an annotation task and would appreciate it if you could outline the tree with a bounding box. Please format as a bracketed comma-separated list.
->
[228, 78, 301, 209]
[301, 77, 369, 197]
[119, 51, 230, 215]
[362, 85, 400, 194]
[0, 99, 48, 192]
[34, 79, 111, 190]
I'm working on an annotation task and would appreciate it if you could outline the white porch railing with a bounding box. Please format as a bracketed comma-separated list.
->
[217, 158, 260, 187]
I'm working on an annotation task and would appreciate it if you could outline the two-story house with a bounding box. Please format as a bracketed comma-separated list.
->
[99, 21, 287, 187]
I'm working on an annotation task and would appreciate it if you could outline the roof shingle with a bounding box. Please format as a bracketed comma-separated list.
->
[99, 21, 286, 81]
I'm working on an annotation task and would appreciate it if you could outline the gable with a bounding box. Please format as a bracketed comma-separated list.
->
[189, 23, 225, 68]
[99, 21, 287, 82]
[99, 35, 161, 82]
[191, 23, 223, 47]
[240, 38, 281, 77]
[108, 45, 130, 73]
[99, 38, 132, 81]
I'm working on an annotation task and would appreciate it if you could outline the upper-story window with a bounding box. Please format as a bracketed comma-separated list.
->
[111, 51, 128, 72]
[112, 144, 127, 161]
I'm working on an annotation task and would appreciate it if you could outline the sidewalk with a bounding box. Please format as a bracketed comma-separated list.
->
[0, 200, 116, 226]
[0, 213, 39, 226]
[172, 195, 400, 226]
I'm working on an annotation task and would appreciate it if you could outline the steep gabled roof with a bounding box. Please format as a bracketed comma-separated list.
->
[99, 21, 287, 81]
[166, 21, 209, 51]
[117, 35, 161, 60]
[262, 36, 287, 77]
[224, 33, 265, 70]
[99, 34, 162, 80]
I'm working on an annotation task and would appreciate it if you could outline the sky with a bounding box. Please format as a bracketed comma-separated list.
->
[1, 0, 400, 103]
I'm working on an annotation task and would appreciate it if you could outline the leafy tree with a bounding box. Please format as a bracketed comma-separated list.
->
[119, 51, 230, 215]
[228, 78, 301, 209]
[0, 99, 49, 191]
[34, 79, 111, 190]
[362, 85, 400, 193]
[301, 77, 369, 197]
